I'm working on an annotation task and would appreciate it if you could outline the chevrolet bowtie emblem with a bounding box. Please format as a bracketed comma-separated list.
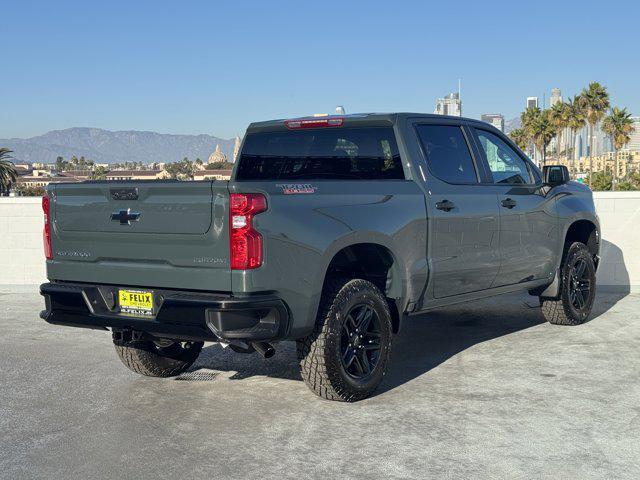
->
[111, 208, 141, 225]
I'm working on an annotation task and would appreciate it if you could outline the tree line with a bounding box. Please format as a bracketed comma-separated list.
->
[0, 150, 238, 194]
[163, 157, 234, 180]
[508, 82, 636, 190]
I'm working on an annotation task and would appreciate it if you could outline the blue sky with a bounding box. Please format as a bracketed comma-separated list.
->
[2, 0, 638, 139]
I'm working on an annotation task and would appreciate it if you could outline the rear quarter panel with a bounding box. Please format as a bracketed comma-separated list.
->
[229, 180, 427, 338]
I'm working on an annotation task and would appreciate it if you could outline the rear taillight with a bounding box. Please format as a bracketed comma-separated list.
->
[230, 193, 267, 270]
[42, 194, 52, 260]
[284, 117, 344, 129]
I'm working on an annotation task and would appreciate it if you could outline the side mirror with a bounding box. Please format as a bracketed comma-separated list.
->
[543, 165, 570, 186]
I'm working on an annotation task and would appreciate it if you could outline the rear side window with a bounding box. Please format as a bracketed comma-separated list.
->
[415, 125, 478, 184]
[236, 127, 404, 180]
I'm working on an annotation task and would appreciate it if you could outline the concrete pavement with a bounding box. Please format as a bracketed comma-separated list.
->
[1, 288, 639, 479]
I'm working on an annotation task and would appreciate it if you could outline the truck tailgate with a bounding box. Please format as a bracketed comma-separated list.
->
[47, 181, 231, 292]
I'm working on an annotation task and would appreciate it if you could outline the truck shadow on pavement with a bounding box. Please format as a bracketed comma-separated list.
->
[188, 289, 629, 395]
[594, 239, 630, 319]
[377, 295, 547, 394]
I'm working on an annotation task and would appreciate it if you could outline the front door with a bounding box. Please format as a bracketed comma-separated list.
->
[415, 123, 501, 298]
[471, 128, 558, 286]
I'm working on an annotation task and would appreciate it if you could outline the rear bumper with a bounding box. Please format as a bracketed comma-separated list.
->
[39, 282, 290, 342]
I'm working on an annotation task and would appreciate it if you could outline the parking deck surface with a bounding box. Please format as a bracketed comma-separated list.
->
[1, 288, 638, 479]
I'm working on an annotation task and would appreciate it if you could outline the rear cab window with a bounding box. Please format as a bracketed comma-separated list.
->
[236, 127, 404, 181]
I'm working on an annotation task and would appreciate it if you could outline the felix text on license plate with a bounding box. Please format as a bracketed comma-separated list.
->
[118, 289, 154, 316]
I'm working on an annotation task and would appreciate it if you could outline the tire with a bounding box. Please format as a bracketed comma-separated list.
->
[296, 278, 393, 402]
[540, 242, 596, 326]
[113, 337, 203, 377]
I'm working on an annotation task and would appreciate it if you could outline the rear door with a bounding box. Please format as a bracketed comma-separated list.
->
[470, 127, 558, 286]
[414, 123, 501, 298]
[48, 181, 231, 291]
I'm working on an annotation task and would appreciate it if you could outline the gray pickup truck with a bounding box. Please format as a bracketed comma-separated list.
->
[40, 113, 600, 401]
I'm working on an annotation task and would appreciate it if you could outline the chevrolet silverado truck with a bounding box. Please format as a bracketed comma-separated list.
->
[40, 113, 600, 401]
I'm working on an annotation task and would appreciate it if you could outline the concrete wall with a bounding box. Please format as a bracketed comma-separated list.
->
[592, 192, 640, 290]
[0, 193, 638, 288]
[0, 197, 44, 284]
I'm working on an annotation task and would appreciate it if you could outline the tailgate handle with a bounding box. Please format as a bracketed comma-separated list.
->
[110, 188, 139, 200]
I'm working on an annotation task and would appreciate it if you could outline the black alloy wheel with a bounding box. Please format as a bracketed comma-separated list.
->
[340, 304, 382, 379]
[568, 257, 592, 313]
[297, 278, 393, 401]
[540, 242, 596, 326]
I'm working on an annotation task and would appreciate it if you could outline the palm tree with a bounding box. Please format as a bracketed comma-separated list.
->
[90, 165, 109, 180]
[521, 106, 541, 162]
[602, 107, 636, 191]
[566, 96, 586, 160]
[521, 107, 555, 166]
[548, 101, 570, 158]
[578, 82, 610, 187]
[509, 128, 529, 151]
[0, 148, 18, 195]
[533, 110, 556, 167]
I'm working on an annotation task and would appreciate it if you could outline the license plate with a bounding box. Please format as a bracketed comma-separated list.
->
[118, 289, 154, 316]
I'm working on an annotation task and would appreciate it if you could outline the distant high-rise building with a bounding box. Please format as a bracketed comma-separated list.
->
[574, 132, 583, 160]
[481, 114, 505, 132]
[550, 88, 562, 106]
[594, 121, 608, 155]
[580, 120, 609, 156]
[624, 117, 640, 151]
[526, 97, 539, 109]
[232, 136, 242, 163]
[434, 92, 462, 116]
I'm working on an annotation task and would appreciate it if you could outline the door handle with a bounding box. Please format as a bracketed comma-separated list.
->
[435, 200, 455, 212]
[501, 198, 517, 209]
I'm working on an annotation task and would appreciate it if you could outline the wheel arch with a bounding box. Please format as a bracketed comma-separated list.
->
[563, 218, 599, 267]
[312, 235, 408, 334]
[533, 217, 600, 299]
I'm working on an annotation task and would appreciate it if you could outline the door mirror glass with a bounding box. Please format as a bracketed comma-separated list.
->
[543, 165, 570, 186]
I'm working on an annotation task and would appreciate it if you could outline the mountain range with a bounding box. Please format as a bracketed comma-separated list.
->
[504, 117, 521, 134]
[0, 128, 236, 165]
[2, 120, 520, 165]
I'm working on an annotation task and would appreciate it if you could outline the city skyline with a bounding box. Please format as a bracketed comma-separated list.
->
[626, 117, 640, 151]
[434, 92, 462, 117]
[2, 85, 629, 160]
[2, 1, 638, 139]
[480, 114, 505, 132]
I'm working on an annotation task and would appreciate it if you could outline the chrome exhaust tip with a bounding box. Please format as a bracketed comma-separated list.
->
[251, 341, 275, 359]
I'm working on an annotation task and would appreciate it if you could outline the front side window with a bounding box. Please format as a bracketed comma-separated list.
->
[415, 125, 478, 184]
[236, 127, 404, 180]
[474, 129, 532, 184]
